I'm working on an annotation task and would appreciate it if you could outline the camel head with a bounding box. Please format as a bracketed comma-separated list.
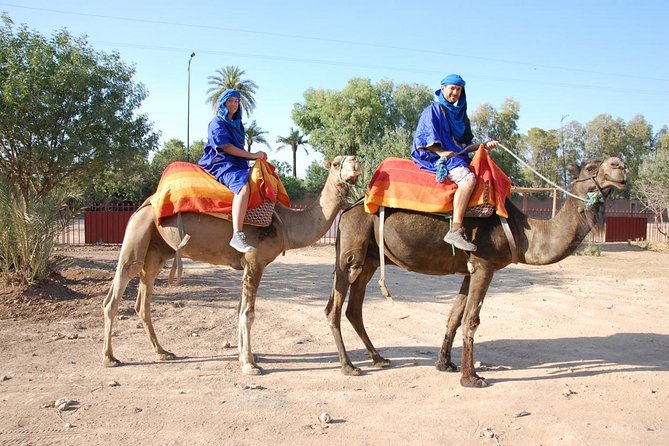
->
[323, 155, 362, 185]
[568, 156, 627, 199]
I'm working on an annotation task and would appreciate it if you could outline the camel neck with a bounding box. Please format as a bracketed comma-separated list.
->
[278, 176, 347, 250]
[521, 196, 598, 265]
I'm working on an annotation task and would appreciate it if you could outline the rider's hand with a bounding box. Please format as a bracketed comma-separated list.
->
[485, 140, 498, 150]
[254, 151, 267, 160]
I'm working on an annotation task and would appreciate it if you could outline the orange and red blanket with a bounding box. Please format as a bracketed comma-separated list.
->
[149, 159, 290, 225]
[364, 147, 511, 218]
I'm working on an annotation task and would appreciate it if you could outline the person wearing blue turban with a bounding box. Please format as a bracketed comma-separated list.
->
[198, 89, 267, 253]
[411, 74, 498, 251]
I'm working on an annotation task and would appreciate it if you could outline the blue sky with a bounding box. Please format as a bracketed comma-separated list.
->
[2, 0, 668, 176]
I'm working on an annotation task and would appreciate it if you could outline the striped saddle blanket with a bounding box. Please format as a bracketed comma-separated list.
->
[364, 148, 511, 218]
[149, 159, 291, 226]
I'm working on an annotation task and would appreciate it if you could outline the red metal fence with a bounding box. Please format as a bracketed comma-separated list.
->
[56, 202, 667, 246]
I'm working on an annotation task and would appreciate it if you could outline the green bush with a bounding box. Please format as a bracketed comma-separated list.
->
[0, 182, 80, 286]
[580, 243, 602, 256]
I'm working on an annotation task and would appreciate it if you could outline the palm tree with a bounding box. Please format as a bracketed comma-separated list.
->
[206, 65, 258, 117]
[245, 120, 272, 152]
[276, 128, 309, 177]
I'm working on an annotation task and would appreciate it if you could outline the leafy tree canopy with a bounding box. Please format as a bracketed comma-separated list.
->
[291, 78, 432, 166]
[0, 18, 159, 202]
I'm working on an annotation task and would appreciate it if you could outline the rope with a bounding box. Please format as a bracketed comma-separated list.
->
[496, 142, 587, 203]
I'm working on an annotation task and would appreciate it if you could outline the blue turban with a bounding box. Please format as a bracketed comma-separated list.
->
[216, 89, 245, 148]
[440, 74, 465, 87]
[434, 74, 468, 140]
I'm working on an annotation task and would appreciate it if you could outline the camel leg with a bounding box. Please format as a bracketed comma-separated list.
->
[345, 262, 390, 369]
[459, 268, 494, 388]
[134, 245, 175, 361]
[102, 253, 144, 367]
[435, 275, 470, 372]
[325, 267, 362, 376]
[238, 262, 264, 375]
[102, 205, 155, 367]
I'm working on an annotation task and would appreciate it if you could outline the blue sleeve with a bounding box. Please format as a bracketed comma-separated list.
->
[211, 121, 233, 148]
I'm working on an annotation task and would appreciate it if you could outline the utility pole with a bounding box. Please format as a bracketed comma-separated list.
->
[187, 52, 195, 161]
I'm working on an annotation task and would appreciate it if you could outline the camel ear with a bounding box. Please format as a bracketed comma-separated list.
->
[567, 162, 580, 180]
[325, 156, 343, 170]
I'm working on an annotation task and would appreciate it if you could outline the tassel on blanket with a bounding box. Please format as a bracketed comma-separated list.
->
[436, 156, 449, 183]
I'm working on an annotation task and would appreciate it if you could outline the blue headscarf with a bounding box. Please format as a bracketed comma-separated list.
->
[435, 74, 467, 140]
[216, 89, 245, 148]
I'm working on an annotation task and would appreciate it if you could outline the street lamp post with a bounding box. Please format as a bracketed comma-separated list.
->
[187, 52, 195, 161]
[560, 114, 569, 187]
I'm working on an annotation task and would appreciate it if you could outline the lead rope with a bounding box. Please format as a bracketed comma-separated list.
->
[496, 143, 587, 203]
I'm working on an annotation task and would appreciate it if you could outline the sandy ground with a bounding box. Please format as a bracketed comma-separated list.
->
[0, 243, 668, 445]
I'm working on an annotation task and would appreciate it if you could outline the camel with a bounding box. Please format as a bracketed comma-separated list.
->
[103, 155, 361, 375]
[325, 156, 627, 387]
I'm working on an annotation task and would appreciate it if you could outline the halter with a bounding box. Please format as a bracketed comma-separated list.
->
[571, 164, 607, 208]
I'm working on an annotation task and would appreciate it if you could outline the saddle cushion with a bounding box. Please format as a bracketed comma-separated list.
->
[364, 148, 511, 218]
[149, 159, 290, 226]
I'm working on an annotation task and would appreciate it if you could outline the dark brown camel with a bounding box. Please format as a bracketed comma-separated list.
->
[325, 157, 627, 387]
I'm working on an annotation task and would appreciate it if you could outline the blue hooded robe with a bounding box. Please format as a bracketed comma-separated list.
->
[198, 89, 250, 194]
[411, 74, 474, 174]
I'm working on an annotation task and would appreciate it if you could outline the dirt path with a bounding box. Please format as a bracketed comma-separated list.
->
[1, 244, 668, 445]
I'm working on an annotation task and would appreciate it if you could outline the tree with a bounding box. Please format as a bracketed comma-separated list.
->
[523, 128, 560, 189]
[584, 114, 626, 159]
[303, 160, 329, 194]
[292, 78, 432, 165]
[0, 18, 158, 283]
[0, 19, 158, 202]
[244, 120, 272, 151]
[633, 131, 669, 235]
[470, 98, 524, 184]
[276, 127, 308, 177]
[206, 65, 258, 117]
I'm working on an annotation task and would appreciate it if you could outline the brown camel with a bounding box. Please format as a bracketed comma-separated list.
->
[325, 156, 627, 387]
[103, 155, 361, 375]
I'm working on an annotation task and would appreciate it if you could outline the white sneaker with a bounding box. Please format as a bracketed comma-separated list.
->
[229, 231, 253, 253]
[443, 228, 477, 252]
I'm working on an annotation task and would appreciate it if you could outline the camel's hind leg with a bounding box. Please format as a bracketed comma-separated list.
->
[102, 205, 155, 367]
[435, 275, 470, 372]
[134, 243, 175, 361]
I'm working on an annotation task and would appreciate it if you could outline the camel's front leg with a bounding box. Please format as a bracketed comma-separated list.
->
[238, 263, 263, 375]
[345, 262, 389, 369]
[325, 268, 361, 376]
[435, 275, 470, 372]
[459, 268, 494, 388]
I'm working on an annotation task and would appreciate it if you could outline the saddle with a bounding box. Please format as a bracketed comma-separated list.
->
[149, 159, 290, 227]
[364, 148, 511, 219]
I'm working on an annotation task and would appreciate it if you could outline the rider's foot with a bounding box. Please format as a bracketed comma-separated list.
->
[443, 227, 477, 252]
[230, 231, 253, 253]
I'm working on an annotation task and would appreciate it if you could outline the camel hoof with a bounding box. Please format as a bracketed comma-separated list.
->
[242, 363, 263, 375]
[460, 375, 488, 388]
[103, 356, 122, 368]
[372, 357, 391, 369]
[341, 365, 362, 376]
[435, 360, 458, 372]
[156, 351, 176, 361]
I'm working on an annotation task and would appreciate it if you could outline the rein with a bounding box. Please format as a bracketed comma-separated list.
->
[496, 142, 604, 208]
